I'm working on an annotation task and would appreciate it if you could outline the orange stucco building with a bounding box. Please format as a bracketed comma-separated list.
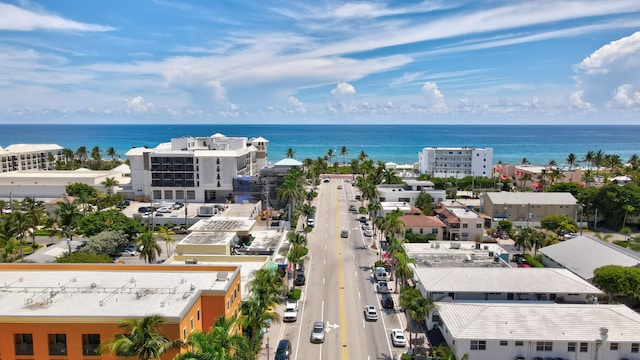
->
[0, 263, 242, 360]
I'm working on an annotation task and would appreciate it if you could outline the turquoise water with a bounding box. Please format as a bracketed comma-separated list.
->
[1, 124, 639, 165]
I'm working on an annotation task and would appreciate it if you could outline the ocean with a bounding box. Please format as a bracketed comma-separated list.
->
[1, 124, 639, 166]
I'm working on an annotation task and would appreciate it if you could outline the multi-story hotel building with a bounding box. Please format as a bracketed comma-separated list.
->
[126, 134, 268, 203]
[0, 144, 63, 174]
[0, 263, 242, 360]
[418, 147, 493, 178]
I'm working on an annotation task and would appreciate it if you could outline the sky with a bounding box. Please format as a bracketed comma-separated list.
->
[0, 0, 639, 125]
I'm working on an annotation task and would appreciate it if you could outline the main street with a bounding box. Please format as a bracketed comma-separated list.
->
[276, 177, 407, 360]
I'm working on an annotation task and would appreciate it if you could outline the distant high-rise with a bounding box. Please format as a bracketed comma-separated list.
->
[418, 147, 493, 178]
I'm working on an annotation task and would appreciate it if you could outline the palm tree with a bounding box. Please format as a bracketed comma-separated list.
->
[246, 268, 283, 311]
[287, 244, 307, 289]
[593, 150, 605, 174]
[106, 146, 118, 161]
[566, 153, 578, 171]
[137, 231, 162, 263]
[380, 209, 406, 240]
[240, 298, 279, 357]
[102, 315, 182, 360]
[277, 169, 305, 224]
[520, 157, 530, 165]
[62, 148, 75, 163]
[287, 231, 306, 246]
[628, 154, 640, 171]
[285, 148, 295, 159]
[175, 315, 249, 360]
[394, 252, 416, 291]
[157, 225, 175, 256]
[547, 159, 557, 167]
[91, 146, 102, 162]
[340, 145, 348, 166]
[56, 200, 82, 241]
[400, 287, 434, 355]
[326, 149, 335, 171]
[101, 177, 120, 196]
[22, 196, 44, 250]
[514, 228, 533, 253]
[75, 146, 88, 163]
[581, 169, 595, 187]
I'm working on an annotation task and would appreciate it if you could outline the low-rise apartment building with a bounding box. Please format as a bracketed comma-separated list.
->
[428, 302, 640, 360]
[435, 202, 485, 241]
[0, 263, 242, 360]
[418, 146, 493, 178]
[0, 144, 63, 174]
[480, 191, 578, 224]
[398, 214, 446, 241]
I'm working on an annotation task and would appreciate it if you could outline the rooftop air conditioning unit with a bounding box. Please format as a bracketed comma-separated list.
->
[185, 259, 198, 264]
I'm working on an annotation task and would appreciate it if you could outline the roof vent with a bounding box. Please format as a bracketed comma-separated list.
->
[216, 272, 228, 281]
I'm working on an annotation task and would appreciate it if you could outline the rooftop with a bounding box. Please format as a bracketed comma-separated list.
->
[539, 235, 640, 280]
[189, 217, 256, 232]
[405, 242, 507, 268]
[416, 267, 602, 294]
[436, 302, 640, 342]
[483, 191, 577, 205]
[0, 264, 239, 322]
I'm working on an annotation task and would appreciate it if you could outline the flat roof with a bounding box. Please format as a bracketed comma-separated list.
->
[189, 217, 255, 232]
[448, 208, 479, 219]
[0, 264, 239, 322]
[416, 267, 602, 294]
[436, 302, 640, 342]
[540, 235, 640, 279]
[405, 242, 507, 268]
[179, 231, 236, 246]
[484, 191, 577, 205]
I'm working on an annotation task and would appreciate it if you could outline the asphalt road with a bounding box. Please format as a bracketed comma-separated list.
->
[275, 178, 406, 360]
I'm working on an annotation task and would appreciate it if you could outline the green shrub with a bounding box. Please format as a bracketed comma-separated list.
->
[614, 240, 629, 248]
[524, 254, 544, 267]
[287, 288, 302, 301]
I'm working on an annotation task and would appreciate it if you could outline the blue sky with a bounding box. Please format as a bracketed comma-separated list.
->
[0, 0, 639, 124]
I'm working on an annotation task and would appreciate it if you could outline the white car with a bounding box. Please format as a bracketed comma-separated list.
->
[283, 301, 299, 322]
[156, 207, 172, 213]
[377, 281, 392, 294]
[363, 229, 373, 237]
[391, 329, 407, 347]
[363, 305, 378, 321]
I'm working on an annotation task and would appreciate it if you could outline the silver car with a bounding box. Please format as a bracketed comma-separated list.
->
[310, 321, 325, 343]
[363, 305, 378, 321]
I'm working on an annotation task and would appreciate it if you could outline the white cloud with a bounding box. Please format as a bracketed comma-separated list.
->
[0, 3, 114, 32]
[421, 82, 445, 110]
[573, 31, 640, 108]
[124, 96, 155, 114]
[606, 84, 640, 108]
[331, 82, 356, 106]
[288, 95, 306, 113]
[568, 90, 592, 109]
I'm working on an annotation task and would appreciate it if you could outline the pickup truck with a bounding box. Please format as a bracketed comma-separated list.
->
[283, 301, 299, 322]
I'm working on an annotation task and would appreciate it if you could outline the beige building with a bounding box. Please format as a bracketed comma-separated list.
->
[435, 202, 485, 241]
[480, 192, 578, 224]
[399, 214, 446, 241]
[0, 144, 63, 174]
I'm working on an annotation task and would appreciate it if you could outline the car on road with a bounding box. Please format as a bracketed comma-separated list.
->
[363, 305, 378, 321]
[381, 294, 395, 309]
[374, 267, 389, 281]
[391, 329, 407, 347]
[348, 204, 356, 212]
[294, 273, 306, 286]
[337, 185, 342, 189]
[310, 321, 325, 343]
[358, 216, 367, 223]
[275, 339, 292, 360]
[340, 229, 349, 238]
[377, 281, 392, 294]
[355, 194, 361, 200]
[283, 301, 299, 322]
[364, 229, 373, 237]
[362, 223, 371, 231]
[307, 217, 315, 227]
[323, 178, 330, 183]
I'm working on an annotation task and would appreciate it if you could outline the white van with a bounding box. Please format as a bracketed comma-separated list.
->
[375, 267, 389, 281]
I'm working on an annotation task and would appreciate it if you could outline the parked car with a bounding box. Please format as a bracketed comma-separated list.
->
[358, 216, 367, 223]
[310, 321, 325, 343]
[120, 249, 139, 257]
[381, 294, 395, 309]
[364, 229, 373, 237]
[294, 273, 306, 286]
[275, 339, 291, 360]
[307, 217, 315, 227]
[283, 302, 299, 322]
[374, 267, 389, 281]
[355, 195, 361, 200]
[362, 223, 371, 231]
[363, 305, 378, 321]
[340, 229, 349, 238]
[349, 204, 356, 212]
[157, 207, 172, 213]
[391, 329, 407, 347]
[377, 281, 391, 294]
[337, 185, 343, 189]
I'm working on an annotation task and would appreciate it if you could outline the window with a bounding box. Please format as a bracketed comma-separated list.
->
[476, 224, 482, 228]
[632, 343, 639, 353]
[500, 340, 508, 346]
[197, 309, 201, 321]
[515, 341, 524, 347]
[610, 343, 619, 351]
[462, 223, 468, 228]
[536, 342, 552, 351]
[183, 327, 187, 340]
[82, 334, 100, 356]
[48, 333, 67, 355]
[470, 340, 486, 350]
[14, 333, 34, 356]
[580, 342, 588, 352]
[432, 229, 438, 235]
[190, 317, 194, 331]
[568, 342, 576, 352]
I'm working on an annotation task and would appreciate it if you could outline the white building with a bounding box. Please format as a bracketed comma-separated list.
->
[414, 267, 602, 303]
[427, 302, 640, 360]
[0, 144, 63, 173]
[126, 133, 268, 203]
[418, 147, 493, 178]
[377, 180, 446, 205]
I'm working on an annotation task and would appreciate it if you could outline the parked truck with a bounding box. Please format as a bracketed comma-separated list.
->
[283, 301, 299, 322]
